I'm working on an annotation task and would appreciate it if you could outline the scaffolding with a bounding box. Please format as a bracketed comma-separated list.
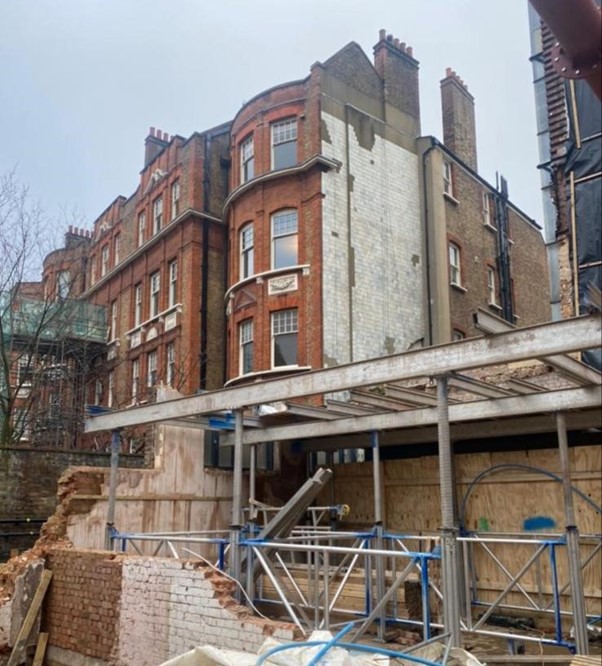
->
[88, 311, 602, 656]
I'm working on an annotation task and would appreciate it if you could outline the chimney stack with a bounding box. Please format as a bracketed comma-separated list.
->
[144, 126, 169, 168]
[373, 29, 421, 137]
[440, 68, 478, 171]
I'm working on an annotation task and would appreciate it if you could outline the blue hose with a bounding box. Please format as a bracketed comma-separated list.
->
[256, 636, 444, 665]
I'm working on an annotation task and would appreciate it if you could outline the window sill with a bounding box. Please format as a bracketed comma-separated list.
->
[450, 283, 467, 293]
[444, 192, 459, 205]
[226, 265, 310, 301]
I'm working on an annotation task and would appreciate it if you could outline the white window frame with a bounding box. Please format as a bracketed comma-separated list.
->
[107, 371, 114, 408]
[114, 233, 121, 264]
[271, 118, 298, 170]
[147, 350, 158, 387]
[94, 379, 103, 406]
[153, 196, 163, 235]
[487, 266, 499, 306]
[240, 135, 254, 184]
[166, 342, 176, 386]
[90, 257, 97, 285]
[134, 283, 143, 327]
[271, 209, 298, 270]
[101, 244, 109, 277]
[57, 270, 70, 299]
[240, 224, 254, 280]
[168, 260, 177, 308]
[171, 180, 180, 220]
[449, 242, 462, 287]
[131, 359, 140, 401]
[239, 319, 253, 375]
[443, 160, 454, 198]
[138, 212, 146, 247]
[110, 300, 118, 341]
[483, 192, 493, 227]
[271, 309, 298, 369]
[150, 271, 160, 319]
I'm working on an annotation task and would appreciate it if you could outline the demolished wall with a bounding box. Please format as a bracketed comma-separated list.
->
[61, 424, 242, 551]
[0, 550, 297, 666]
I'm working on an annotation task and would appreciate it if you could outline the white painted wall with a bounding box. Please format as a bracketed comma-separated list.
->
[321, 110, 424, 367]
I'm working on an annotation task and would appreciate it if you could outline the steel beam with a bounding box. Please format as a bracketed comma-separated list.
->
[222, 386, 601, 445]
[302, 409, 602, 451]
[86, 315, 601, 432]
[474, 310, 602, 386]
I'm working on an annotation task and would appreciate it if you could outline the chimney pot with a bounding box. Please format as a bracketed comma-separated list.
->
[150, 127, 156, 137]
[393, 38, 400, 48]
[407, 46, 413, 57]
[68, 225, 73, 234]
[386, 34, 393, 42]
[446, 67, 452, 77]
[163, 131, 169, 142]
[379, 28, 386, 41]
[400, 42, 406, 52]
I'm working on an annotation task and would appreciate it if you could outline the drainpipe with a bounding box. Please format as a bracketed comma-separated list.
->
[421, 138, 438, 346]
[199, 133, 211, 390]
[230, 409, 244, 593]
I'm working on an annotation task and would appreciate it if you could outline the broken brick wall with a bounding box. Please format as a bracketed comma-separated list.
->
[38, 549, 297, 666]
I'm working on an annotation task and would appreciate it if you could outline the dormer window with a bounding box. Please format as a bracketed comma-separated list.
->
[271, 118, 297, 170]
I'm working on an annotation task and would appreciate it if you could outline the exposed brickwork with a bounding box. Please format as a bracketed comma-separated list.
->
[45, 550, 122, 661]
[38, 550, 298, 665]
[0, 450, 144, 560]
[444, 158, 550, 338]
[441, 68, 478, 171]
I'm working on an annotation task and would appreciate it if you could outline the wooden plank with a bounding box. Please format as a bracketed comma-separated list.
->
[32, 632, 49, 666]
[571, 657, 602, 666]
[7, 570, 53, 666]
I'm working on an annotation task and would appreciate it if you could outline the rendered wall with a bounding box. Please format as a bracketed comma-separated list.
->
[321, 107, 424, 366]
[64, 424, 241, 551]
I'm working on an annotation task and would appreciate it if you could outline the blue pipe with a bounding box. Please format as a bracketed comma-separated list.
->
[307, 623, 355, 666]
[255, 638, 444, 666]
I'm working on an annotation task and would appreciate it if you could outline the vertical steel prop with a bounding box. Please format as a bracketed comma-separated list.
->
[105, 429, 121, 550]
[230, 409, 244, 594]
[371, 431, 386, 640]
[437, 376, 461, 646]
[556, 413, 589, 654]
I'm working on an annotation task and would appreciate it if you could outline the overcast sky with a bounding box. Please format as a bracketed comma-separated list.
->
[0, 0, 542, 235]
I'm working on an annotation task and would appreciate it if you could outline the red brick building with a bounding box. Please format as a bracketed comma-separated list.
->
[12, 30, 550, 450]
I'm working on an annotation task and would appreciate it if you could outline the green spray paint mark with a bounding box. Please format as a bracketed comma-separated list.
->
[478, 516, 490, 531]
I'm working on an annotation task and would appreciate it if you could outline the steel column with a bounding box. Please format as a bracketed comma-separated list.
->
[230, 409, 244, 588]
[105, 430, 120, 550]
[556, 412, 589, 654]
[437, 376, 461, 646]
[371, 431, 386, 640]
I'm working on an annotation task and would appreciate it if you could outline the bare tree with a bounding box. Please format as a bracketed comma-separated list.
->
[0, 170, 103, 448]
